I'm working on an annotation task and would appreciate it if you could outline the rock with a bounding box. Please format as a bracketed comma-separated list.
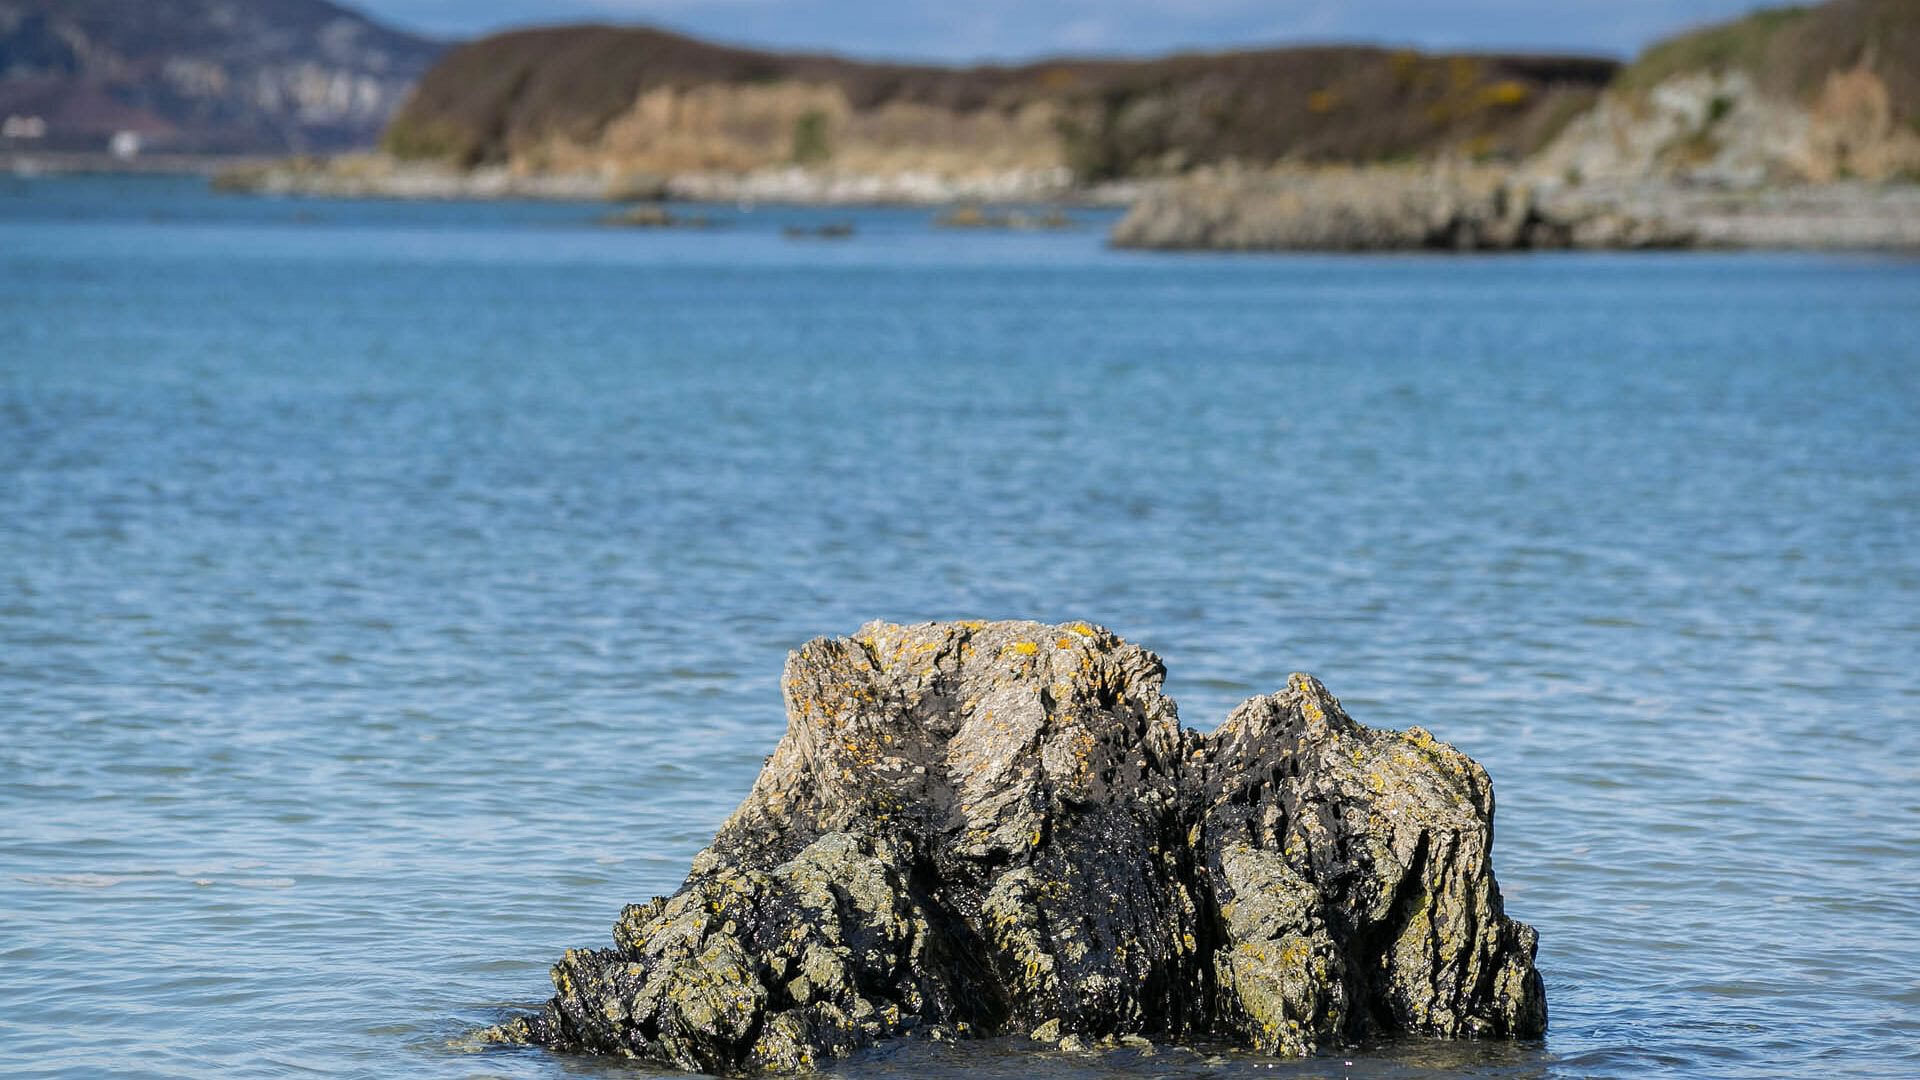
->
[484, 620, 1545, 1072]
[935, 205, 1079, 230]
[214, 151, 1107, 207]
[781, 222, 856, 239]
[1108, 165, 1696, 251]
[602, 204, 714, 229]
[1194, 677, 1547, 1050]
[1109, 162, 1920, 252]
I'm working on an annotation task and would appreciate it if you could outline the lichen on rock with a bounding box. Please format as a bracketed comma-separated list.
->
[483, 620, 1545, 1073]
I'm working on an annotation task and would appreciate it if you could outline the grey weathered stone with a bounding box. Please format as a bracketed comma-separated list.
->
[484, 621, 1545, 1072]
[1108, 165, 1920, 252]
[1108, 166, 1697, 251]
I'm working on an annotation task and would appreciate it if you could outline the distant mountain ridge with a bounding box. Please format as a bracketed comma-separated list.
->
[0, 0, 441, 154]
[379, 25, 1619, 181]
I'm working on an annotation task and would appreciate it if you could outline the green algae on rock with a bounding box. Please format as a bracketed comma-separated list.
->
[483, 620, 1545, 1072]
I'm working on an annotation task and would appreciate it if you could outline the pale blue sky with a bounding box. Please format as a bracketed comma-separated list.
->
[358, 0, 1784, 61]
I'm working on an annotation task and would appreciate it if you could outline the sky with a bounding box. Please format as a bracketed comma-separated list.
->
[354, 0, 1787, 62]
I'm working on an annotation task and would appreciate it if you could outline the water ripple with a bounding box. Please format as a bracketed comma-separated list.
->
[2, 177, 1917, 1079]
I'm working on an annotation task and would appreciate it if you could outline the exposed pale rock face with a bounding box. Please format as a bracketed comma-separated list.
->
[535, 81, 1073, 179]
[485, 621, 1545, 1073]
[1531, 69, 1920, 187]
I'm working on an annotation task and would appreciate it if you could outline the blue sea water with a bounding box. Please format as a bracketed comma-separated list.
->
[2, 175, 1917, 1079]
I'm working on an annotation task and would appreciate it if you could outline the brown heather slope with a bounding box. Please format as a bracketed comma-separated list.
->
[379, 25, 1617, 180]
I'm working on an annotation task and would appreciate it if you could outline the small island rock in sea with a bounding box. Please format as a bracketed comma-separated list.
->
[484, 621, 1546, 1072]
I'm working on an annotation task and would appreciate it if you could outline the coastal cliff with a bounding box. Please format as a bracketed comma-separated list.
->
[1534, 0, 1920, 186]
[1109, 167, 1920, 251]
[206, 0, 1920, 249]
[484, 621, 1544, 1073]
[381, 28, 1610, 185]
[1115, 0, 1920, 251]
[223, 26, 1612, 203]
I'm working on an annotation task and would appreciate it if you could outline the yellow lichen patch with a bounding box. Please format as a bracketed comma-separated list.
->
[1066, 622, 1097, 637]
[1480, 79, 1531, 107]
[1007, 641, 1039, 656]
[1055, 637, 1074, 649]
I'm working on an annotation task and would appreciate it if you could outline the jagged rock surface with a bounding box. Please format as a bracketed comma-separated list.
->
[485, 621, 1545, 1072]
[1108, 167, 1698, 251]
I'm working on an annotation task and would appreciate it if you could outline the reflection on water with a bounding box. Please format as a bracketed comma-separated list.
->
[2, 176, 1917, 1079]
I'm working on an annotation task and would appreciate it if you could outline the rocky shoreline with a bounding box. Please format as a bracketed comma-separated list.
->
[1109, 167, 1920, 252]
[483, 621, 1544, 1073]
[139, 0, 1920, 252]
[212, 154, 1143, 207]
[212, 154, 1920, 251]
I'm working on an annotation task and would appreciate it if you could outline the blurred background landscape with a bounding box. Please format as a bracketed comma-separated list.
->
[5, 0, 1919, 246]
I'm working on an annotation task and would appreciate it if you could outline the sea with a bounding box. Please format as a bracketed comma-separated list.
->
[3, 174, 1917, 1079]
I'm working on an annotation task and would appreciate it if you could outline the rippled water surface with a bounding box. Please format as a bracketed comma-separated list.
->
[3, 176, 1918, 1079]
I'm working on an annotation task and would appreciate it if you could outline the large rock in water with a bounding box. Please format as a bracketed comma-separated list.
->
[484, 621, 1545, 1071]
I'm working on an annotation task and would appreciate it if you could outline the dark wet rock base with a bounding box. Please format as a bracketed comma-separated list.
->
[483, 621, 1545, 1073]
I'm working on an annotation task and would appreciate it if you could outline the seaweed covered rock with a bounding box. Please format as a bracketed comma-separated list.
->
[485, 621, 1545, 1072]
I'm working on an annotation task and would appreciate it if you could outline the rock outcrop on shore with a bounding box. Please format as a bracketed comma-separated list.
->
[484, 621, 1545, 1073]
[212, 152, 1106, 206]
[1108, 168, 1920, 252]
[1109, 168, 1693, 251]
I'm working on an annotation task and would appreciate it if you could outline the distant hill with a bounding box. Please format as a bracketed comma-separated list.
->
[0, 0, 442, 155]
[1117, 0, 1920, 254]
[1536, 0, 1920, 183]
[1617, 0, 1918, 115]
[380, 25, 1618, 181]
